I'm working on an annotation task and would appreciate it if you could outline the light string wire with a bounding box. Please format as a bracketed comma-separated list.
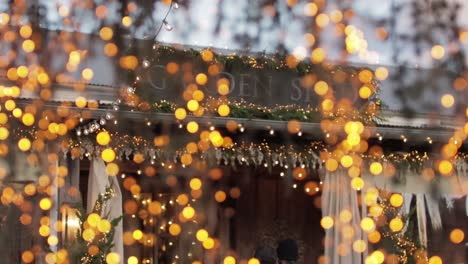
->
[75, 0, 178, 136]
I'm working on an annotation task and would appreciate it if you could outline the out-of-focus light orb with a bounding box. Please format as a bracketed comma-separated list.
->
[82, 68, 94, 80]
[321, 99, 334, 111]
[47, 235, 59, 246]
[203, 237, 215, 249]
[101, 148, 116, 162]
[311, 47, 326, 63]
[196, 229, 209, 242]
[201, 49, 214, 62]
[82, 228, 95, 242]
[218, 104, 230, 117]
[75, 96, 87, 108]
[182, 206, 195, 219]
[347, 133, 360, 146]
[340, 155, 353, 168]
[196, 73, 208, 85]
[359, 69, 373, 83]
[348, 166, 360, 178]
[99, 27, 113, 41]
[169, 223, 182, 236]
[175, 108, 187, 120]
[325, 158, 338, 172]
[132, 229, 143, 240]
[22, 39, 35, 52]
[359, 86, 372, 99]
[5, 99, 15, 111]
[428, 256, 442, 264]
[96, 131, 111, 146]
[148, 201, 162, 215]
[187, 99, 199, 112]
[375, 67, 389, 80]
[106, 163, 119, 176]
[449, 229, 464, 244]
[22, 113, 35, 126]
[389, 193, 403, 207]
[304, 3, 318, 16]
[193, 90, 204, 101]
[389, 217, 403, 232]
[360, 217, 375, 232]
[87, 213, 101, 227]
[431, 45, 445, 60]
[369, 205, 383, 217]
[351, 177, 364, 190]
[181, 153, 192, 165]
[369, 162, 383, 175]
[370, 250, 384, 264]
[320, 216, 334, 229]
[21, 251, 34, 263]
[190, 178, 202, 190]
[97, 219, 111, 233]
[368, 230, 381, 243]
[215, 190, 227, 202]
[177, 194, 189, 206]
[223, 256, 236, 264]
[438, 160, 453, 175]
[218, 83, 230, 95]
[186, 121, 199, 133]
[339, 209, 352, 223]
[440, 94, 455, 108]
[247, 258, 260, 264]
[39, 197, 52, 210]
[0, 127, 9, 140]
[18, 138, 31, 151]
[314, 81, 329, 95]
[122, 16, 133, 27]
[352, 240, 366, 253]
[106, 252, 120, 264]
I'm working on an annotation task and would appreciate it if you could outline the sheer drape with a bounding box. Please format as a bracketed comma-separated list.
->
[322, 170, 367, 264]
[87, 158, 123, 260]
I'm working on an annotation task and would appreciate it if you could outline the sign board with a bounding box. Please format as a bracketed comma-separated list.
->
[139, 59, 366, 108]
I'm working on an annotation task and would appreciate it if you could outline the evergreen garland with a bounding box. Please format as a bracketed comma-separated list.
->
[65, 186, 122, 264]
[377, 195, 427, 264]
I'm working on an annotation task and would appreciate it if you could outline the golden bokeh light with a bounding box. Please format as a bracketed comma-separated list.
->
[169, 223, 182, 236]
[428, 256, 442, 264]
[101, 148, 116, 162]
[438, 160, 453, 175]
[187, 100, 200, 112]
[351, 177, 364, 190]
[369, 162, 383, 175]
[389, 193, 403, 207]
[182, 206, 196, 219]
[39, 198, 52, 210]
[389, 217, 403, 232]
[96, 131, 111, 146]
[431, 45, 445, 60]
[218, 104, 230, 117]
[320, 216, 334, 229]
[196, 229, 209, 242]
[449, 228, 464, 244]
[440, 94, 455, 108]
[18, 138, 31, 151]
[360, 217, 375, 232]
[190, 178, 202, 190]
[106, 252, 121, 264]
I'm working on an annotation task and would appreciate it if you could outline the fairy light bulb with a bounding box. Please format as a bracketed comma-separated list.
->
[163, 20, 173, 31]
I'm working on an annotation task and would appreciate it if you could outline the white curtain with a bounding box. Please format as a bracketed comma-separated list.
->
[322, 170, 367, 264]
[87, 158, 123, 260]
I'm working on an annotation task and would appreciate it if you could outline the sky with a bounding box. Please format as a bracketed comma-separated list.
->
[16, 0, 465, 69]
[0, 0, 466, 114]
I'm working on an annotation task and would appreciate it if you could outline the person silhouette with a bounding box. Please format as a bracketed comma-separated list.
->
[276, 239, 299, 264]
